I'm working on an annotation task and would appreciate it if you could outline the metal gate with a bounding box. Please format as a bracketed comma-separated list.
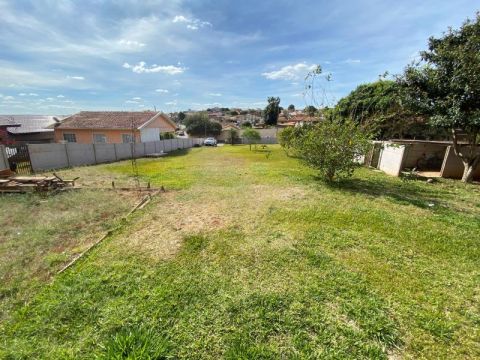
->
[5, 145, 32, 174]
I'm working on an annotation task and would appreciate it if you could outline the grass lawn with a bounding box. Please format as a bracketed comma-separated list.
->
[0, 190, 138, 326]
[1, 145, 479, 359]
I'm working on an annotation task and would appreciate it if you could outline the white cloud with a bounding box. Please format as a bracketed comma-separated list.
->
[123, 62, 186, 75]
[46, 97, 54, 101]
[262, 63, 317, 81]
[344, 59, 361, 64]
[29, 93, 38, 96]
[172, 15, 189, 23]
[155, 89, 169, 93]
[125, 100, 138, 104]
[3, 96, 15, 101]
[19, 93, 26, 96]
[57, 94, 65, 98]
[132, 97, 142, 100]
[165, 100, 178, 106]
[118, 39, 146, 49]
[172, 15, 211, 30]
[19, 92, 39, 96]
[67, 75, 85, 80]
[207, 93, 222, 97]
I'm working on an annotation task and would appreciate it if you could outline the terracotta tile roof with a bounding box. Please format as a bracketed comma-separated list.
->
[56, 111, 161, 130]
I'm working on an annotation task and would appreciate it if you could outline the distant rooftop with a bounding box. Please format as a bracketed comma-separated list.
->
[0, 115, 67, 134]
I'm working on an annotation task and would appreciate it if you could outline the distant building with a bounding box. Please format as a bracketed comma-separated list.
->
[217, 124, 241, 142]
[0, 115, 66, 144]
[54, 111, 176, 144]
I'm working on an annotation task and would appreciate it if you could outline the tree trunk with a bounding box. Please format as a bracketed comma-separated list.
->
[452, 129, 479, 183]
[461, 156, 480, 183]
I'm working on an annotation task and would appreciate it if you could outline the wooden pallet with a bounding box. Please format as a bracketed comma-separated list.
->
[0, 173, 78, 193]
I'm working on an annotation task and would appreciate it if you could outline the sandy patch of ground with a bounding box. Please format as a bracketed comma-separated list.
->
[118, 184, 312, 261]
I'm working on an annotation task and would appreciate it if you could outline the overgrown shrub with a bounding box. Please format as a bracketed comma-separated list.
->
[285, 121, 371, 181]
[278, 126, 312, 157]
[160, 132, 175, 140]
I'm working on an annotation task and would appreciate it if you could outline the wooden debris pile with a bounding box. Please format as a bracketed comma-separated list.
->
[0, 173, 78, 193]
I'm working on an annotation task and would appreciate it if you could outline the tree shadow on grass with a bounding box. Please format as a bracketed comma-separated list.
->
[316, 174, 443, 210]
[162, 148, 192, 158]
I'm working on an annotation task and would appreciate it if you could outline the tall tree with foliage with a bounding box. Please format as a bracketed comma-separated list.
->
[264, 97, 281, 126]
[304, 105, 317, 117]
[184, 113, 222, 137]
[178, 111, 186, 122]
[399, 13, 480, 182]
[330, 80, 437, 140]
[288, 104, 295, 111]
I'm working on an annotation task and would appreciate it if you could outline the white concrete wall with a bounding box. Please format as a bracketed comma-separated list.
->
[145, 141, 155, 154]
[115, 143, 133, 160]
[29, 143, 69, 171]
[402, 143, 447, 169]
[94, 143, 117, 163]
[28, 138, 203, 172]
[378, 143, 406, 176]
[440, 146, 480, 179]
[66, 143, 95, 167]
[140, 128, 160, 142]
[0, 145, 9, 170]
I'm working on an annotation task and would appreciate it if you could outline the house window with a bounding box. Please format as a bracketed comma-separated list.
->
[94, 133, 107, 143]
[63, 133, 77, 143]
[122, 134, 134, 143]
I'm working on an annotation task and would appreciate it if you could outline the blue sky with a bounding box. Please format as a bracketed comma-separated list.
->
[0, 0, 477, 114]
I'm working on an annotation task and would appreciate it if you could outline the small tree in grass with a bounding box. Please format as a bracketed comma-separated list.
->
[242, 128, 261, 150]
[226, 128, 239, 145]
[295, 121, 371, 181]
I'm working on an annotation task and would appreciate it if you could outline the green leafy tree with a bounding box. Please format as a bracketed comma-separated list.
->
[304, 105, 317, 117]
[242, 121, 252, 128]
[330, 80, 436, 140]
[264, 97, 281, 126]
[293, 121, 371, 181]
[226, 128, 239, 145]
[288, 104, 295, 111]
[229, 110, 239, 116]
[178, 111, 186, 122]
[399, 13, 480, 182]
[160, 132, 175, 140]
[277, 125, 313, 157]
[242, 128, 261, 150]
[184, 113, 222, 137]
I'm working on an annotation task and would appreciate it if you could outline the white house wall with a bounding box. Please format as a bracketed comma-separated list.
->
[140, 128, 160, 143]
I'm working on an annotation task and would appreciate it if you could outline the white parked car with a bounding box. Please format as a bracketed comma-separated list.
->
[204, 137, 217, 146]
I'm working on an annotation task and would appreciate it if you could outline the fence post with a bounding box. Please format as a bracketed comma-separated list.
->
[0, 145, 9, 170]
[64, 143, 71, 167]
[92, 144, 98, 164]
[113, 143, 118, 161]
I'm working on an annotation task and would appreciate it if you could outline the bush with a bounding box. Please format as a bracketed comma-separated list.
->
[242, 128, 261, 150]
[226, 128, 239, 145]
[160, 132, 175, 140]
[278, 125, 312, 157]
[289, 121, 371, 181]
[184, 113, 222, 137]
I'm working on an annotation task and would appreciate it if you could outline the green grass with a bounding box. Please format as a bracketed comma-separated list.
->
[0, 190, 137, 327]
[1, 145, 479, 359]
